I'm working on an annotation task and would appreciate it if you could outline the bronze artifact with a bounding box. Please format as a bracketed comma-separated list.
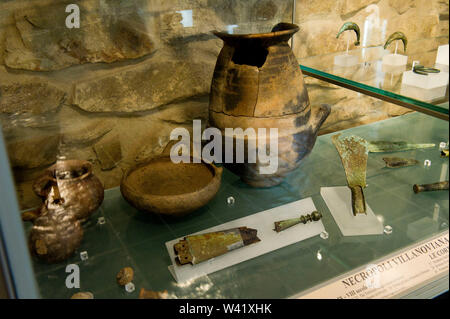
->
[71, 292, 94, 299]
[28, 203, 83, 263]
[368, 141, 435, 153]
[139, 288, 169, 299]
[33, 159, 104, 222]
[413, 181, 449, 193]
[22, 184, 64, 222]
[121, 156, 222, 217]
[274, 211, 322, 232]
[384, 31, 407, 52]
[336, 22, 361, 46]
[174, 227, 260, 265]
[209, 22, 330, 187]
[382, 157, 419, 168]
[116, 267, 134, 286]
[413, 65, 440, 76]
[332, 134, 369, 216]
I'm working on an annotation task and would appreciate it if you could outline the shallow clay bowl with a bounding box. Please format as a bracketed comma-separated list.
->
[120, 157, 223, 217]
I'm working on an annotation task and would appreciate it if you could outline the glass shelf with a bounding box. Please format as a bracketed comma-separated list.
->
[27, 112, 449, 299]
[298, 48, 449, 121]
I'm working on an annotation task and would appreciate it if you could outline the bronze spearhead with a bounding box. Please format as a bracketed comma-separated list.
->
[368, 141, 435, 152]
[382, 157, 419, 168]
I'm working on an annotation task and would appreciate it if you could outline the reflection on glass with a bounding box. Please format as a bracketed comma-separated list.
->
[376, 214, 384, 224]
[226, 24, 239, 34]
[440, 162, 448, 181]
[316, 250, 323, 261]
[433, 203, 440, 221]
[177, 10, 193, 28]
[362, 4, 382, 59]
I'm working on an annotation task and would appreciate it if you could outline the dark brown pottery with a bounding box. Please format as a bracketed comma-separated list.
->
[33, 159, 104, 222]
[209, 22, 330, 187]
[120, 156, 222, 217]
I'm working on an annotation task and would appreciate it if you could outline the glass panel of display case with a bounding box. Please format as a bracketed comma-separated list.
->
[0, 0, 448, 300]
[0, 0, 294, 212]
[21, 111, 449, 299]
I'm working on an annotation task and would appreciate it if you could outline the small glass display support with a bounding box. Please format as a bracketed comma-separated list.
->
[382, 42, 408, 67]
[334, 32, 358, 67]
[435, 44, 449, 73]
[401, 61, 449, 102]
[321, 186, 384, 236]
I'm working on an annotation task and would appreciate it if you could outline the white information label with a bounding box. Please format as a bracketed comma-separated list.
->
[299, 232, 449, 299]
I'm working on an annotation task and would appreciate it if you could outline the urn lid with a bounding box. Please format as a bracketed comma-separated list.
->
[213, 22, 299, 47]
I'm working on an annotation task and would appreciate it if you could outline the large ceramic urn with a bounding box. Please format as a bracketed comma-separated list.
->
[209, 22, 331, 187]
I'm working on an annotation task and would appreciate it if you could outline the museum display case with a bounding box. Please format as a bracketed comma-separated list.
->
[0, 0, 448, 299]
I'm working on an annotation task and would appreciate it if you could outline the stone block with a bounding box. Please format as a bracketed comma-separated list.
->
[6, 129, 60, 169]
[93, 133, 122, 171]
[4, 0, 155, 71]
[0, 68, 67, 115]
[73, 57, 213, 112]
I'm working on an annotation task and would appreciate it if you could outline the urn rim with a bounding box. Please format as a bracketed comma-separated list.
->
[212, 22, 299, 44]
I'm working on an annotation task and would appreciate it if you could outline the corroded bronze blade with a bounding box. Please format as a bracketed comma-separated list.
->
[413, 181, 449, 193]
[332, 134, 368, 215]
[382, 157, 419, 168]
[368, 141, 435, 153]
[174, 227, 260, 265]
[274, 211, 322, 232]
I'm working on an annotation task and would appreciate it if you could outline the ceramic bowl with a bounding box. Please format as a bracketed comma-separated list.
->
[120, 156, 222, 217]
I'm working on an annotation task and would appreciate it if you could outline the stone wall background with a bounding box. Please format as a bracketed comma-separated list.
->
[0, 0, 447, 209]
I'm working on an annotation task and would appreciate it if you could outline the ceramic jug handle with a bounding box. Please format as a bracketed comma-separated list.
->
[21, 207, 42, 222]
[33, 174, 55, 198]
